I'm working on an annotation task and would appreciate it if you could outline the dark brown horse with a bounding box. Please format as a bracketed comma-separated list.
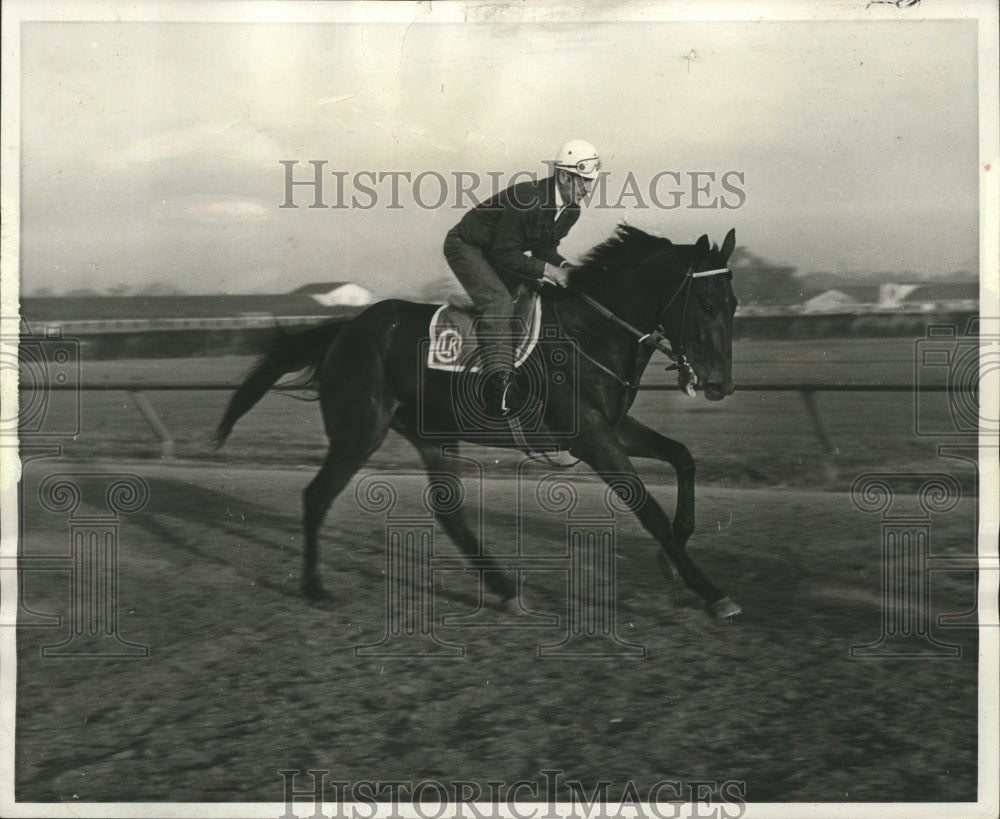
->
[216, 225, 742, 618]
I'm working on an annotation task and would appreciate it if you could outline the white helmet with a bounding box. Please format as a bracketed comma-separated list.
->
[554, 138, 601, 179]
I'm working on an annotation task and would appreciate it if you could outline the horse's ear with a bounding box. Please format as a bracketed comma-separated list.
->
[695, 234, 710, 258]
[720, 228, 736, 263]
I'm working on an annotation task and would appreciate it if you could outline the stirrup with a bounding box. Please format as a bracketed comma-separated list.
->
[498, 372, 523, 416]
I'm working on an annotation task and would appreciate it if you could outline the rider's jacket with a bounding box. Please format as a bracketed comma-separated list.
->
[453, 175, 579, 285]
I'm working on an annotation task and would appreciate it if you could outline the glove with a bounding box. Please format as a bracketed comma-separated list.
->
[542, 263, 571, 288]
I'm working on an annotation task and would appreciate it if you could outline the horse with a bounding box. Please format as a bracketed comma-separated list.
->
[215, 224, 742, 619]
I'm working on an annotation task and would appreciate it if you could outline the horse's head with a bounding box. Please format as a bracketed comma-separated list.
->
[566, 225, 738, 401]
[676, 229, 738, 401]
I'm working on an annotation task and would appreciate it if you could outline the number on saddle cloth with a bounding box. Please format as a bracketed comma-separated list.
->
[426, 286, 542, 373]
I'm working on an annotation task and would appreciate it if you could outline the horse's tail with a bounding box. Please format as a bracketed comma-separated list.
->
[213, 320, 347, 448]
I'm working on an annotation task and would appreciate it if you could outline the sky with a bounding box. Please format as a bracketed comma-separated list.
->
[11, 3, 986, 298]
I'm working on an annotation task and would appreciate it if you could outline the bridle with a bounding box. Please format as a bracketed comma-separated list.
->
[560, 263, 731, 398]
[512, 258, 729, 467]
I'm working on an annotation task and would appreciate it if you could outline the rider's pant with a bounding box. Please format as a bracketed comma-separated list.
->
[443, 226, 518, 374]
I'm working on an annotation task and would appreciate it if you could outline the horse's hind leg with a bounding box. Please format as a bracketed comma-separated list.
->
[302, 441, 373, 599]
[400, 433, 516, 602]
[302, 347, 396, 599]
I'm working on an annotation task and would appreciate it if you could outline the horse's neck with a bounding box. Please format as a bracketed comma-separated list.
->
[552, 270, 683, 384]
[586, 269, 688, 339]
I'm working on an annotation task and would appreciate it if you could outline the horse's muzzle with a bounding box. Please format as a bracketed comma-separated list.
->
[704, 382, 730, 401]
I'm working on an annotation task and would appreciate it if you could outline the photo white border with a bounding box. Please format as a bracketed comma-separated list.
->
[1, 1, 996, 817]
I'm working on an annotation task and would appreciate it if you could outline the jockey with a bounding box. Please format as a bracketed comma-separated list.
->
[444, 138, 600, 416]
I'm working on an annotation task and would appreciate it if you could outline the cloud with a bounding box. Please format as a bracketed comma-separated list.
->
[104, 121, 290, 170]
[151, 194, 270, 223]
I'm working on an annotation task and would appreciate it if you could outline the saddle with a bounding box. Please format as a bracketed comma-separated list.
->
[426, 287, 542, 372]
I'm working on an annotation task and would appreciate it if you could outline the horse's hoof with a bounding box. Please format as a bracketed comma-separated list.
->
[486, 571, 517, 603]
[656, 549, 678, 582]
[499, 597, 525, 616]
[303, 580, 332, 601]
[707, 597, 742, 619]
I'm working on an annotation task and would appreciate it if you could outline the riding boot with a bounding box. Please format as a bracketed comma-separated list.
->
[480, 342, 521, 416]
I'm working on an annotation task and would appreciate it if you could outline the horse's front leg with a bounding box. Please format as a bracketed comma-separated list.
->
[571, 421, 741, 619]
[616, 416, 695, 548]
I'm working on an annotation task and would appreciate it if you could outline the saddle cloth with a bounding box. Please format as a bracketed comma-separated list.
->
[426, 288, 542, 372]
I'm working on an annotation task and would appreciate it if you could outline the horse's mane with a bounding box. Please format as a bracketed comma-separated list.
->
[569, 224, 682, 291]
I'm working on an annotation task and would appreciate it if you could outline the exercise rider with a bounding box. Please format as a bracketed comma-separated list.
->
[443, 139, 601, 415]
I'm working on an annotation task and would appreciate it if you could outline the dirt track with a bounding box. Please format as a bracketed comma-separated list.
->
[14, 457, 980, 805]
